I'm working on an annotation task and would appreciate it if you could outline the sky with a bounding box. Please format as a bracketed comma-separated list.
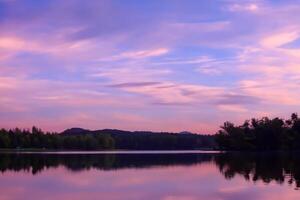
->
[0, 0, 300, 133]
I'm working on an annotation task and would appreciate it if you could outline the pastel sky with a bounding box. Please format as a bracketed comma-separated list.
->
[1, 0, 300, 133]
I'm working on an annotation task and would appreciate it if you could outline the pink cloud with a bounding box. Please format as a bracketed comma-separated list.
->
[217, 105, 248, 113]
[119, 48, 169, 59]
[227, 3, 260, 12]
[260, 31, 299, 48]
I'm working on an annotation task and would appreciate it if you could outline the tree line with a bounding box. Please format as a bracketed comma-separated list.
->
[0, 127, 215, 150]
[0, 127, 115, 150]
[215, 113, 300, 151]
[2, 112, 299, 151]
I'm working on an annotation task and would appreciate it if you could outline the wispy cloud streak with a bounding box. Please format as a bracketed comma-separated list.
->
[0, 0, 300, 133]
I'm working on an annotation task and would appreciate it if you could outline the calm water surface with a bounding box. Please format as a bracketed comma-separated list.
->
[0, 151, 300, 200]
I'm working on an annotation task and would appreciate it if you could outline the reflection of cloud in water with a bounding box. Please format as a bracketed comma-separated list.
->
[0, 152, 300, 200]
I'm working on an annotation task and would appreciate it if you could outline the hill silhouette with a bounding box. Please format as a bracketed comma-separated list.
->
[0, 127, 215, 150]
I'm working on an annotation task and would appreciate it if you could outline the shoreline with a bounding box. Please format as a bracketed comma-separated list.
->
[0, 149, 221, 154]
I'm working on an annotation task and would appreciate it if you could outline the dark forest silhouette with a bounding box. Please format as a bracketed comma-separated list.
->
[1, 113, 300, 151]
[0, 127, 215, 150]
[215, 113, 300, 151]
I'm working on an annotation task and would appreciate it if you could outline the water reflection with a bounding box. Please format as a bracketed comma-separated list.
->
[1, 152, 300, 188]
[0, 153, 213, 174]
[214, 153, 300, 189]
[1, 152, 300, 200]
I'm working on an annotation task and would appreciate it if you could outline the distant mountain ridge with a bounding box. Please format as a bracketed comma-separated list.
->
[0, 127, 216, 150]
[62, 128, 90, 135]
[59, 127, 216, 150]
[62, 128, 200, 136]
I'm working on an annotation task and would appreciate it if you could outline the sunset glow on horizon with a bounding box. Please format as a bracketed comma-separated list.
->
[1, 0, 300, 133]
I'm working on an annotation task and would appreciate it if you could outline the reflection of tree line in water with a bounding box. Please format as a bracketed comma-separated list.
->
[1, 153, 300, 189]
[214, 153, 300, 189]
[0, 153, 213, 174]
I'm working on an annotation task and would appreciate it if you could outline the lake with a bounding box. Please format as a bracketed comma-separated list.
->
[0, 151, 300, 200]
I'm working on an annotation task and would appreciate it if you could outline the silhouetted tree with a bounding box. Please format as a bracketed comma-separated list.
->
[0, 126, 215, 150]
[216, 113, 300, 151]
